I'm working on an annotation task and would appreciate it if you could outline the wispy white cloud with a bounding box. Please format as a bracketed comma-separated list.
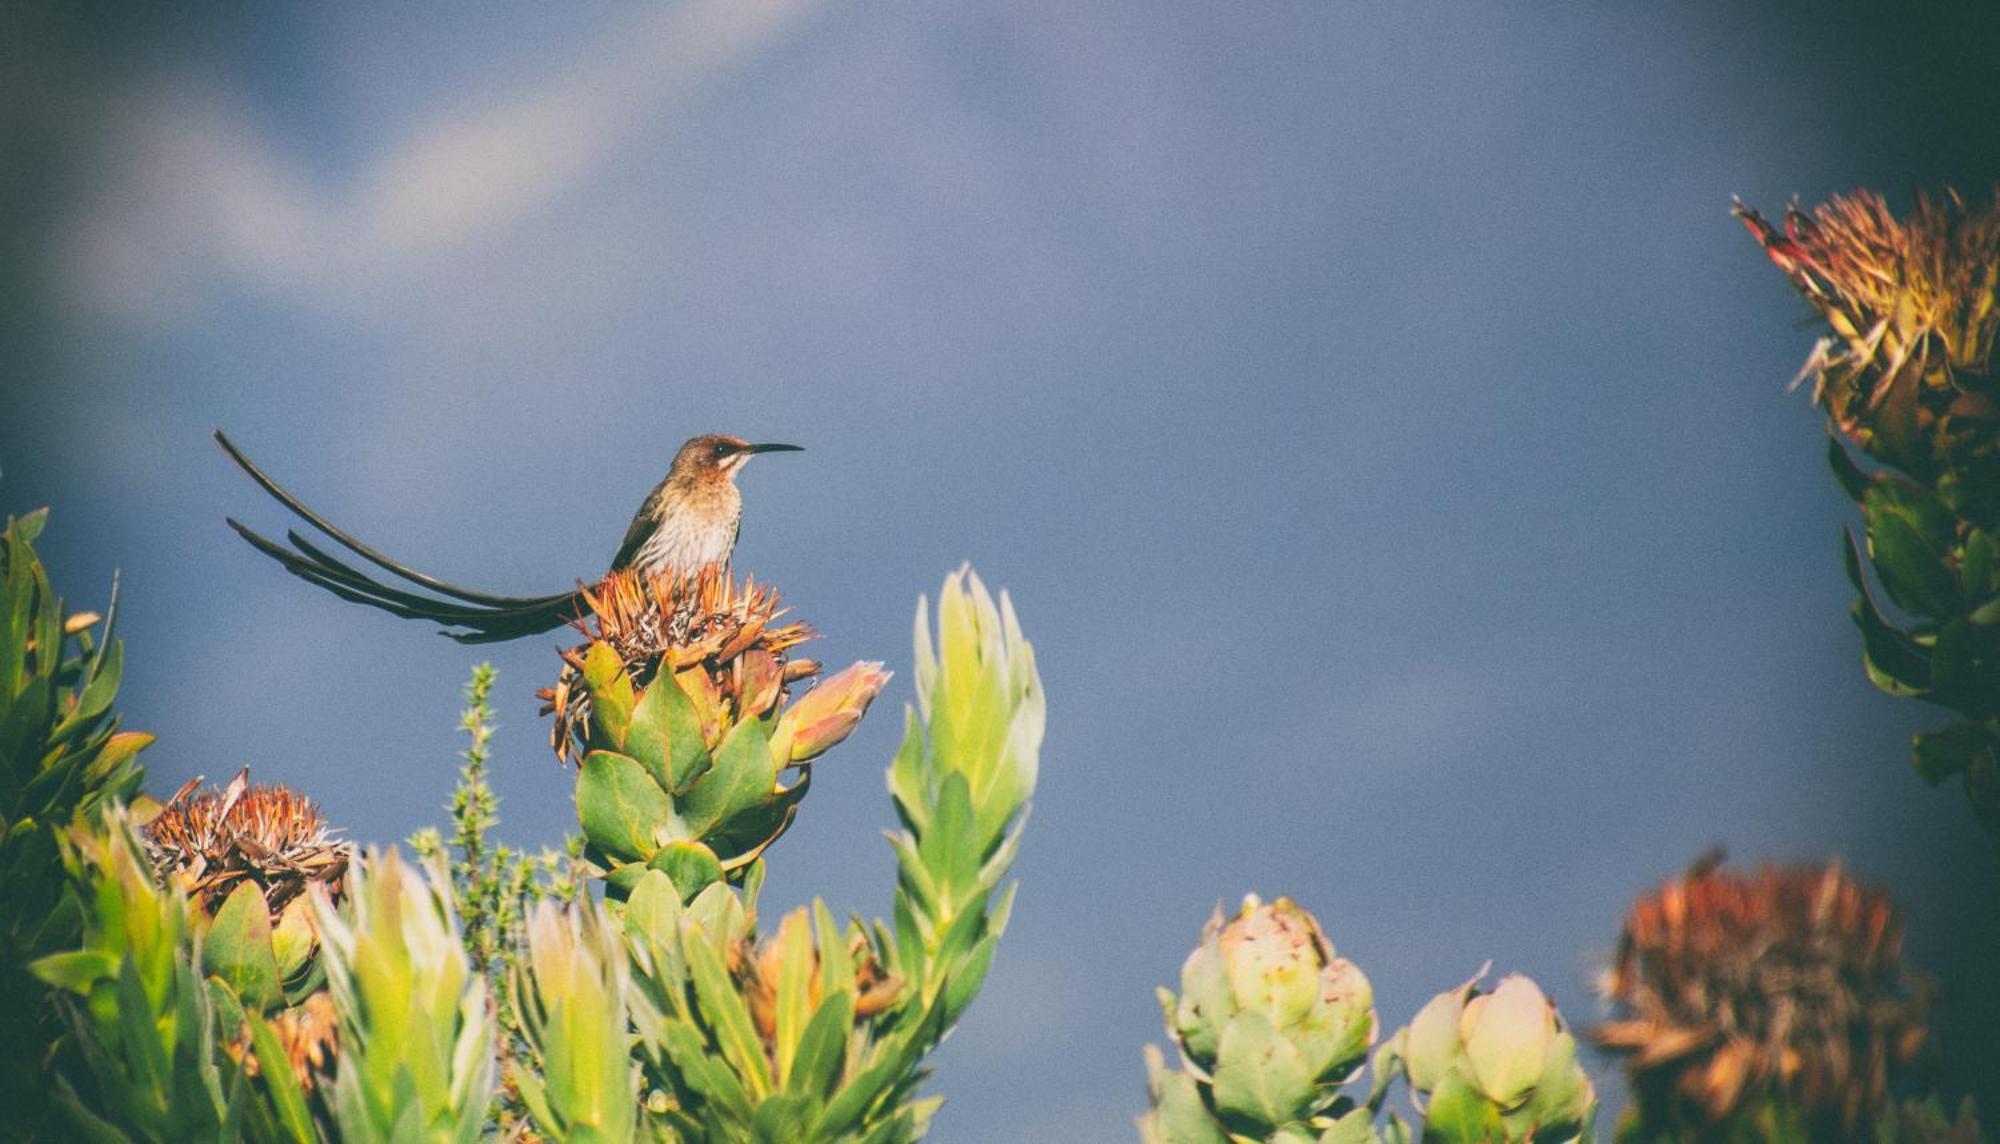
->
[57, 0, 821, 324]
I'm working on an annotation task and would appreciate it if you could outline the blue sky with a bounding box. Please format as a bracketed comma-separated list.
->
[7, 3, 1999, 1137]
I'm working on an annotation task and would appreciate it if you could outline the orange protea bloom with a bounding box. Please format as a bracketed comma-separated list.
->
[1736, 188, 2000, 483]
[142, 769, 350, 918]
[1592, 857, 1932, 1136]
[538, 566, 817, 765]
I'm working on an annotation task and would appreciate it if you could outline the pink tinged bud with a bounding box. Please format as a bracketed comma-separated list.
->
[775, 661, 891, 762]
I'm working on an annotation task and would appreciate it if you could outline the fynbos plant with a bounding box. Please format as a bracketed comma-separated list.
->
[1738, 188, 2000, 833]
[1370, 973, 1595, 1143]
[0, 510, 151, 1132]
[312, 847, 495, 1141]
[1141, 895, 1378, 1143]
[547, 567, 889, 901]
[523, 566, 1043, 1143]
[1142, 895, 1595, 1144]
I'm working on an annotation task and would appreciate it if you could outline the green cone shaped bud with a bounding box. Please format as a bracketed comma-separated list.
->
[1382, 971, 1595, 1143]
[1155, 895, 1377, 1137]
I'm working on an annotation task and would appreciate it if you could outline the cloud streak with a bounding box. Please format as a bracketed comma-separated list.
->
[58, 0, 820, 323]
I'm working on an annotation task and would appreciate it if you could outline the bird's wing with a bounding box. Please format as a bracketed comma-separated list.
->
[216, 430, 584, 641]
[608, 486, 664, 572]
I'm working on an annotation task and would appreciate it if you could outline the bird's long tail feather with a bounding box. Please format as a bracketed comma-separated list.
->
[215, 430, 586, 643]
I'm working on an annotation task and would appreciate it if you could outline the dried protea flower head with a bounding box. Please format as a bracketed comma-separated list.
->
[539, 566, 818, 765]
[142, 768, 351, 919]
[1736, 188, 2000, 490]
[1591, 856, 1933, 1137]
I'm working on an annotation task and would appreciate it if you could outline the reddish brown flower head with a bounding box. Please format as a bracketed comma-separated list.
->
[230, 990, 338, 1093]
[539, 566, 817, 764]
[1736, 188, 2000, 475]
[142, 769, 350, 918]
[1592, 858, 1931, 1135]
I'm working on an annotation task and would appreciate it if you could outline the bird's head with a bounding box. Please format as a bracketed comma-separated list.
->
[670, 434, 804, 484]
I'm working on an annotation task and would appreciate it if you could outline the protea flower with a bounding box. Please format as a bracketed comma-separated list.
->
[1741, 189, 2000, 834]
[540, 567, 817, 764]
[1374, 971, 1596, 1142]
[1591, 858, 1933, 1137]
[1736, 188, 2000, 488]
[543, 567, 888, 899]
[142, 768, 350, 919]
[1143, 895, 1377, 1141]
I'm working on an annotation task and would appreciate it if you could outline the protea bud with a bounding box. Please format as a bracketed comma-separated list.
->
[1590, 858, 1933, 1138]
[770, 662, 891, 764]
[1374, 971, 1595, 1142]
[1143, 895, 1377, 1141]
[312, 848, 493, 1141]
[142, 768, 350, 920]
[544, 568, 886, 900]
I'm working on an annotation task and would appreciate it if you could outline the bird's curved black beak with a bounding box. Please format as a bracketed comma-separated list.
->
[746, 443, 804, 454]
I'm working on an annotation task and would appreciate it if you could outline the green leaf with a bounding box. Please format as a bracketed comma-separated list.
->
[1421, 1069, 1508, 1142]
[245, 1012, 316, 1143]
[787, 990, 853, 1100]
[771, 911, 816, 1087]
[679, 717, 778, 840]
[1865, 483, 1960, 619]
[659, 1021, 752, 1126]
[1914, 721, 1996, 785]
[1211, 1011, 1312, 1131]
[29, 950, 117, 993]
[1142, 1046, 1229, 1144]
[1962, 528, 1999, 603]
[750, 1093, 820, 1143]
[204, 882, 283, 1011]
[581, 643, 636, 753]
[682, 918, 771, 1098]
[626, 671, 711, 795]
[577, 750, 672, 862]
[1843, 532, 1933, 697]
[648, 842, 723, 903]
[917, 771, 978, 901]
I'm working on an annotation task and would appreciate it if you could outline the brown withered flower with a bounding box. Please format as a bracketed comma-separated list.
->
[1736, 188, 2000, 488]
[729, 909, 903, 1053]
[230, 990, 339, 1093]
[1592, 857, 1933, 1137]
[143, 768, 350, 918]
[539, 566, 817, 765]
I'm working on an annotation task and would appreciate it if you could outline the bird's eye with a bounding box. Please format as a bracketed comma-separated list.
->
[713, 443, 732, 460]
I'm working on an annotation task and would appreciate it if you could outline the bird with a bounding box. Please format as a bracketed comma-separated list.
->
[215, 430, 802, 643]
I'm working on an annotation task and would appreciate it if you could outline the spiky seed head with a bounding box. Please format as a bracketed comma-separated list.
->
[1737, 188, 2000, 483]
[539, 566, 816, 764]
[1591, 859, 1932, 1136]
[142, 769, 350, 919]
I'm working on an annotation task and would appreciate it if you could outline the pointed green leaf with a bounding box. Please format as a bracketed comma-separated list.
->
[204, 882, 283, 1011]
[682, 919, 772, 1098]
[577, 750, 671, 862]
[581, 643, 636, 752]
[649, 841, 724, 903]
[786, 990, 853, 1100]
